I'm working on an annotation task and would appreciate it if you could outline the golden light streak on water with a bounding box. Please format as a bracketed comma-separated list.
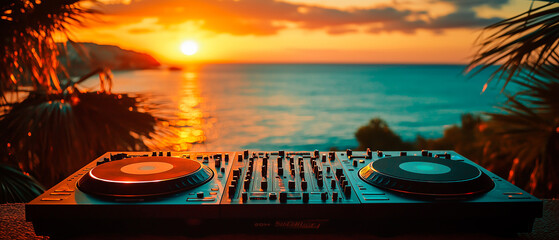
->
[170, 70, 207, 151]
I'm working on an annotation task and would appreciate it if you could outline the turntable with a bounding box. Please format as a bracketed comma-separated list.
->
[26, 150, 542, 236]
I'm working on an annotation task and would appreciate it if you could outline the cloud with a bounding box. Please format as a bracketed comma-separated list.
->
[372, 10, 503, 34]
[439, 0, 510, 9]
[97, 0, 505, 36]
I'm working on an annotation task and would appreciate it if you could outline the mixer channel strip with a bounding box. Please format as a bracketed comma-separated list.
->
[221, 150, 359, 204]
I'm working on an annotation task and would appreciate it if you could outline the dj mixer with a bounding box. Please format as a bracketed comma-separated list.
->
[26, 150, 542, 236]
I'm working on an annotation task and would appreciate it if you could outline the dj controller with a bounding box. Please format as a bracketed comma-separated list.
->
[26, 150, 542, 236]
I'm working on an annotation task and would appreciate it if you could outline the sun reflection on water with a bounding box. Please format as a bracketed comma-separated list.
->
[168, 70, 207, 151]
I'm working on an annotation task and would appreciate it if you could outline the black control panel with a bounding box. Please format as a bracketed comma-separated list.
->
[26, 150, 543, 236]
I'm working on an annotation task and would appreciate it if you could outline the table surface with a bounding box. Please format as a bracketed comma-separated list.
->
[1, 200, 558, 240]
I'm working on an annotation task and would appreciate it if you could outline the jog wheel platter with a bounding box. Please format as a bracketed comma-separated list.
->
[358, 156, 495, 197]
[77, 156, 213, 198]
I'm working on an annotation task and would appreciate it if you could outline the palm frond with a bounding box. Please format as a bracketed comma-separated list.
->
[482, 65, 559, 198]
[0, 89, 159, 187]
[0, 163, 44, 203]
[468, 1, 559, 90]
[0, 0, 99, 103]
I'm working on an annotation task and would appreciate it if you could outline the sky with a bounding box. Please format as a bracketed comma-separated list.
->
[71, 0, 535, 65]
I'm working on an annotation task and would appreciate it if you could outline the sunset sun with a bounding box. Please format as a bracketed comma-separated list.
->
[180, 40, 199, 56]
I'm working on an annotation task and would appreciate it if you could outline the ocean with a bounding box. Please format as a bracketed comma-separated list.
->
[83, 64, 507, 151]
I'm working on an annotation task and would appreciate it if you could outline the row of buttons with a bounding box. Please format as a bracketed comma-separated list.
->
[504, 192, 530, 199]
[240, 191, 340, 203]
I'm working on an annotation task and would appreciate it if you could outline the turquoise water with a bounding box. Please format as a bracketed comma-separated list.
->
[85, 64, 508, 151]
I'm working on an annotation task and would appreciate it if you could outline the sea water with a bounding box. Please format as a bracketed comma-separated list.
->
[84, 64, 509, 151]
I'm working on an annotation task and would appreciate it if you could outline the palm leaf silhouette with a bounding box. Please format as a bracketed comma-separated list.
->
[0, 164, 44, 203]
[468, 2, 559, 90]
[0, 1, 167, 203]
[481, 64, 559, 197]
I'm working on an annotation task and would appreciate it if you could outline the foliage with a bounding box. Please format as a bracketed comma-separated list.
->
[468, 2, 559, 90]
[0, 163, 44, 203]
[417, 114, 486, 162]
[0, 0, 163, 203]
[479, 66, 559, 198]
[0, 0, 98, 102]
[354, 118, 415, 151]
[467, 1, 559, 198]
[0, 90, 158, 187]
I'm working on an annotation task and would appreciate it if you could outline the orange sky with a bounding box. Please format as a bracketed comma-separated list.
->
[71, 0, 533, 65]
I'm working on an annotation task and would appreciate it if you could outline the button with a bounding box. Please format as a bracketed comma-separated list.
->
[421, 150, 429, 156]
[288, 180, 295, 189]
[244, 150, 249, 159]
[269, 192, 277, 200]
[50, 192, 70, 195]
[503, 192, 523, 195]
[346, 149, 352, 157]
[322, 154, 327, 162]
[215, 159, 221, 168]
[363, 195, 389, 200]
[301, 181, 308, 190]
[277, 157, 282, 167]
[187, 197, 215, 202]
[152, 151, 157, 156]
[158, 151, 163, 156]
[321, 192, 328, 201]
[166, 151, 171, 156]
[280, 192, 287, 202]
[278, 167, 283, 175]
[400, 152, 407, 156]
[197, 192, 204, 198]
[279, 150, 285, 157]
[261, 180, 268, 190]
[317, 178, 323, 187]
[353, 160, 358, 167]
[41, 198, 63, 201]
[362, 192, 385, 195]
[335, 168, 344, 178]
[224, 153, 229, 162]
[329, 152, 335, 161]
[314, 150, 319, 158]
[331, 179, 337, 189]
[244, 180, 250, 190]
[344, 185, 352, 197]
[377, 150, 383, 157]
[366, 148, 372, 159]
[242, 192, 248, 202]
[326, 167, 331, 173]
[302, 192, 309, 203]
[508, 195, 531, 199]
[220, 167, 225, 173]
[228, 185, 236, 196]
[238, 154, 243, 162]
[341, 180, 348, 189]
[54, 188, 74, 192]
[332, 192, 339, 201]
[286, 193, 301, 200]
[233, 169, 240, 177]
